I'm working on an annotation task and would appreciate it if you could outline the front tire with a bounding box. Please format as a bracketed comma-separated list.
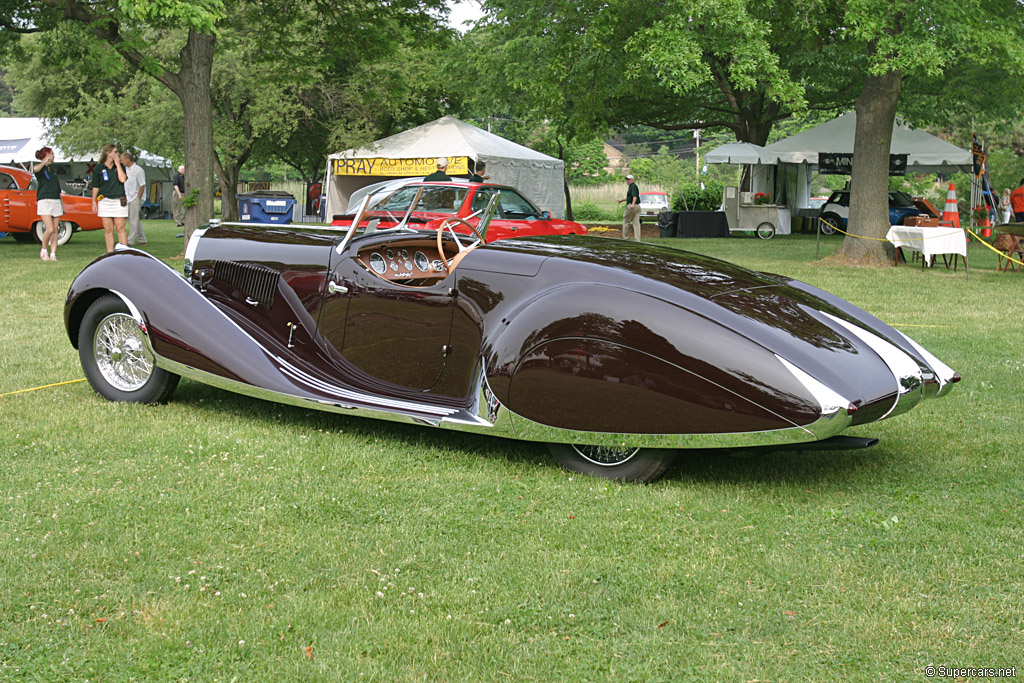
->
[547, 444, 675, 483]
[32, 220, 73, 246]
[78, 294, 180, 403]
[819, 213, 841, 235]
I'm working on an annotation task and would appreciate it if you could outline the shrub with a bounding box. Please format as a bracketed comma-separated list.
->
[673, 178, 725, 212]
[572, 200, 616, 222]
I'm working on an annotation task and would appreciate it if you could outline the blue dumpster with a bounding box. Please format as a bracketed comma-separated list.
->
[237, 190, 297, 224]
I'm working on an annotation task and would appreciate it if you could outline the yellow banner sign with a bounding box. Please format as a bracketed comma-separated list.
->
[332, 156, 470, 177]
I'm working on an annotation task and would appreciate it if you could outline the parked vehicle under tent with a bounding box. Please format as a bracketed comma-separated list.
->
[323, 116, 567, 221]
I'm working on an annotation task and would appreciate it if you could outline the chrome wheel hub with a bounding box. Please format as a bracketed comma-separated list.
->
[93, 313, 153, 392]
[571, 445, 641, 467]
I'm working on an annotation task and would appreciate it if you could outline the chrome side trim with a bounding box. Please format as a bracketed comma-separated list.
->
[111, 278, 860, 451]
[822, 312, 924, 419]
[153, 348, 856, 450]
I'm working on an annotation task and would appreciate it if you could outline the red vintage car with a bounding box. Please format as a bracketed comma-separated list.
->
[0, 165, 103, 245]
[330, 180, 587, 241]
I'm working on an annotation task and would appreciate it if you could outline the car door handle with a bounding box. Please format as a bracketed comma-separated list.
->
[328, 280, 348, 295]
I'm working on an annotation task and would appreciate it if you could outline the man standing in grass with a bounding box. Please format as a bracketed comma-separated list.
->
[172, 165, 186, 227]
[122, 151, 147, 246]
[619, 174, 641, 240]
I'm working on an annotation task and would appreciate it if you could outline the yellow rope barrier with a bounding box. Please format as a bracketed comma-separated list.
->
[0, 378, 86, 398]
[819, 218, 963, 242]
[965, 227, 1024, 268]
[819, 218, 1024, 269]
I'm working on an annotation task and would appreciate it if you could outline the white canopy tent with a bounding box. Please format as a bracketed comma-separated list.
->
[0, 117, 174, 212]
[704, 142, 777, 165]
[704, 141, 777, 196]
[765, 112, 972, 172]
[324, 116, 567, 218]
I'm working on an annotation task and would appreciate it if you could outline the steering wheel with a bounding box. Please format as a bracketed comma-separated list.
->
[436, 217, 485, 269]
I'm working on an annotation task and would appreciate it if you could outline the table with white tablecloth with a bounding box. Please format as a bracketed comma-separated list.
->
[885, 225, 968, 271]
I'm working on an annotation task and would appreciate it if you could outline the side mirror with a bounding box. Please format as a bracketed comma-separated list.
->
[541, 211, 550, 220]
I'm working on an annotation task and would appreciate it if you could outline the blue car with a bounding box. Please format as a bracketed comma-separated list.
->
[818, 190, 925, 235]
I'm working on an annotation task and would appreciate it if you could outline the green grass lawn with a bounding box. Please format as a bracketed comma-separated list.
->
[2, 223, 1022, 681]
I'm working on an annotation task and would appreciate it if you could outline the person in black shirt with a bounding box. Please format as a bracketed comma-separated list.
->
[618, 174, 641, 240]
[33, 146, 63, 261]
[90, 143, 128, 252]
[424, 157, 452, 182]
[469, 160, 488, 183]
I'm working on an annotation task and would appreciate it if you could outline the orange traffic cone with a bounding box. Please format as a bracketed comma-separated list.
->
[940, 182, 960, 228]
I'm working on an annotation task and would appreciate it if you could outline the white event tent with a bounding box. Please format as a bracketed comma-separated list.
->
[324, 116, 567, 218]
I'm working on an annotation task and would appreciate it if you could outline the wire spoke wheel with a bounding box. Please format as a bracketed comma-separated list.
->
[571, 444, 641, 466]
[93, 312, 155, 392]
[547, 443, 676, 483]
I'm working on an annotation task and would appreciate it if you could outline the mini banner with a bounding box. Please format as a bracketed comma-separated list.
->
[332, 156, 471, 176]
[819, 153, 907, 176]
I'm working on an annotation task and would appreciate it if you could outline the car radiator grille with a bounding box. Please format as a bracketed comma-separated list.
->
[213, 260, 279, 308]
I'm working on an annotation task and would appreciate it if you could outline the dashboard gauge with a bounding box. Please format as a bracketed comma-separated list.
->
[390, 262, 398, 272]
[400, 249, 409, 259]
[369, 253, 387, 274]
[403, 261, 413, 271]
[432, 260, 446, 272]
[414, 251, 430, 271]
[385, 249, 394, 259]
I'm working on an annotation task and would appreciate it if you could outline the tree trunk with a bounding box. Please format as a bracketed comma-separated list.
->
[834, 70, 902, 266]
[174, 29, 216, 245]
[214, 155, 243, 222]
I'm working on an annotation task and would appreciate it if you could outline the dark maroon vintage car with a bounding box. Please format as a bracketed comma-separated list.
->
[64, 201, 958, 482]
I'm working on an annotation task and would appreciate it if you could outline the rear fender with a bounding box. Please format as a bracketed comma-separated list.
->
[484, 283, 821, 435]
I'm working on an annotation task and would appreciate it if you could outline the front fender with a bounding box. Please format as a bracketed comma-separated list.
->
[65, 250, 323, 397]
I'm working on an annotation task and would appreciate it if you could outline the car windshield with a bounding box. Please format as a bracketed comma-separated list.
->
[641, 193, 667, 203]
[889, 191, 916, 208]
[495, 189, 541, 219]
[374, 185, 468, 215]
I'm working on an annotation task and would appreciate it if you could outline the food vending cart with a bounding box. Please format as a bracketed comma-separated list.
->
[722, 186, 791, 239]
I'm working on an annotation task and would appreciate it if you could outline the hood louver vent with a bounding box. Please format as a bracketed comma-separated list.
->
[214, 260, 279, 308]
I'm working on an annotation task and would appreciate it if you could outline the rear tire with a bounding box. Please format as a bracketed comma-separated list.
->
[140, 206, 150, 219]
[78, 294, 180, 403]
[547, 444, 675, 483]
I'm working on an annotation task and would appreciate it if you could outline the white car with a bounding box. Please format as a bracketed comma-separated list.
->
[639, 191, 670, 220]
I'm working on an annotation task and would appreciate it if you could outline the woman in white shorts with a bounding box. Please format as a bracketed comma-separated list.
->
[33, 146, 63, 261]
[89, 143, 129, 252]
